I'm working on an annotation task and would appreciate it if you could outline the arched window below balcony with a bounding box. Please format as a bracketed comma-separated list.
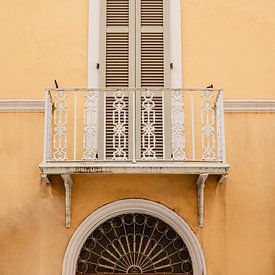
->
[76, 213, 193, 274]
[62, 200, 207, 275]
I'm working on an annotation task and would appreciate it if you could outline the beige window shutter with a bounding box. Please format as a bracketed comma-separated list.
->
[99, 0, 134, 160]
[101, 0, 135, 88]
[136, 0, 170, 88]
[99, 0, 171, 160]
[135, 0, 171, 160]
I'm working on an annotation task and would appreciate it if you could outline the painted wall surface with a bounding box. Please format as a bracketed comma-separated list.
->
[181, 0, 275, 99]
[0, 1, 274, 275]
[0, 0, 88, 99]
[1, 0, 275, 99]
[0, 114, 274, 274]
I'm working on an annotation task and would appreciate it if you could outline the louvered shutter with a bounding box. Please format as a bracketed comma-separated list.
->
[136, 0, 171, 160]
[99, 0, 170, 160]
[136, 0, 169, 88]
[99, 0, 135, 160]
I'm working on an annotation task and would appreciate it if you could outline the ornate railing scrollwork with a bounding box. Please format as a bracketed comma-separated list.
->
[201, 90, 216, 160]
[43, 88, 226, 164]
[83, 91, 98, 160]
[112, 90, 128, 160]
[141, 90, 157, 160]
[53, 90, 68, 161]
[171, 90, 186, 160]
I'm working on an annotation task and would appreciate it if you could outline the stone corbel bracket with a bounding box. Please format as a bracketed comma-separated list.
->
[218, 173, 228, 184]
[41, 173, 73, 228]
[196, 173, 228, 228]
[61, 174, 73, 228]
[196, 174, 208, 228]
[41, 173, 50, 184]
[42, 171, 228, 228]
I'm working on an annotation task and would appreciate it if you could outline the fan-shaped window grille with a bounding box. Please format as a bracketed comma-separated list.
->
[76, 214, 193, 274]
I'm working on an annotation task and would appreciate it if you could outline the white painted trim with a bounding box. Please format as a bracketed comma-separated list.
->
[0, 100, 44, 112]
[88, 0, 100, 88]
[224, 100, 275, 113]
[87, 0, 182, 88]
[62, 199, 207, 275]
[170, 0, 183, 88]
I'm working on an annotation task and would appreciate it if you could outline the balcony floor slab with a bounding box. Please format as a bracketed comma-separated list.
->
[40, 161, 229, 175]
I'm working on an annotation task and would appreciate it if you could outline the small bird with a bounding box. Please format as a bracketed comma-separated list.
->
[207, 84, 213, 89]
[54, 80, 59, 89]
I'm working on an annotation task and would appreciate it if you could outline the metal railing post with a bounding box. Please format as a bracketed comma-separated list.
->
[43, 89, 52, 162]
[216, 90, 226, 162]
[191, 93, 196, 160]
[73, 92, 77, 160]
[103, 89, 106, 161]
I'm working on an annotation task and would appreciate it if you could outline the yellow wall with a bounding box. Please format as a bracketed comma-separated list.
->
[0, 114, 274, 274]
[0, 0, 275, 275]
[182, 0, 275, 99]
[0, 0, 88, 99]
[1, 0, 275, 99]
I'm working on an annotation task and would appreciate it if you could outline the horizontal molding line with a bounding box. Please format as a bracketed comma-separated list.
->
[0, 100, 45, 112]
[0, 99, 275, 113]
[224, 100, 275, 113]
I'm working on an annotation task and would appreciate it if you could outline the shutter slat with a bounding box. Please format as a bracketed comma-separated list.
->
[141, 32, 164, 88]
[106, 33, 129, 88]
[141, 0, 163, 26]
[107, 0, 129, 26]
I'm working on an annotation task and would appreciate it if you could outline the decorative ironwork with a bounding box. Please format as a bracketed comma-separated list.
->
[171, 91, 186, 160]
[112, 90, 128, 160]
[42, 88, 226, 164]
[201, 91, 216, 160]
[76, 213, 193, 274]
[141, 91, 157, 160]
[53, 90, 67, 160]
[83, 91, 98, 160]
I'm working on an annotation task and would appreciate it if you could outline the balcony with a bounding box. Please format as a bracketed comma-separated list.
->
[39, 88, 229, 227]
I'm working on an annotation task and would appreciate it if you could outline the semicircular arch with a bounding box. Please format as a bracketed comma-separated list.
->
[62, 199, 207, 275]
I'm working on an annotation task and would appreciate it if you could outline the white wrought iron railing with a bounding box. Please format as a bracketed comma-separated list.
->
[43, 88, 226, 164]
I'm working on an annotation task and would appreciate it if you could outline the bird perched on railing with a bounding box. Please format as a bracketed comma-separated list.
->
[207, 84, 213, 89]
[54, 80, 59, 89]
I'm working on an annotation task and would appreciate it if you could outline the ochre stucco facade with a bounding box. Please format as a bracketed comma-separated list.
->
[0, 1, 274, 275]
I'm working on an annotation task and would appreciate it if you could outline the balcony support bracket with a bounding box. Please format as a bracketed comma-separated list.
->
[196, 173, 208, 228]
[61, 174, 73, 228]
[41, 173, 50, 184]
[218, 173, 228, 184]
